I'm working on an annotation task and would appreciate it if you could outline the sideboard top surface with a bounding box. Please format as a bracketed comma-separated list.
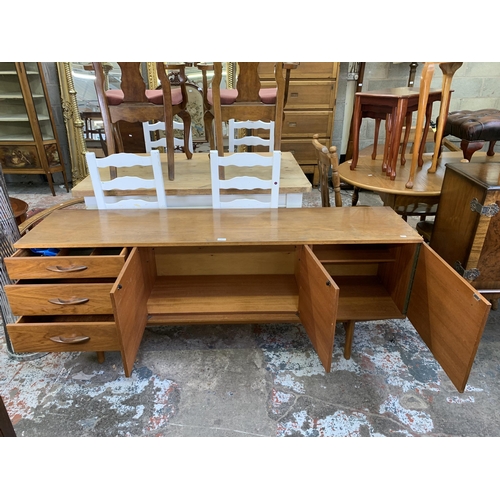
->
[15, 207, 422, 249]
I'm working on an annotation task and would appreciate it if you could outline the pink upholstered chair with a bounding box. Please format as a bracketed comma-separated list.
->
[93, 62, 192, 180]
[197, 62, 296, 155]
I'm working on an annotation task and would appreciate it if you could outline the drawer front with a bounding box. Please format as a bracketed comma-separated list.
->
[282, 111, 333, 138]
[259, 62, 339, 80]
[7, 316, 120, 352]
[5, 283, 114, 316]
[261, 80, 336, 109]
[5, 248, 128, 280]
[280, 139, 319, 165]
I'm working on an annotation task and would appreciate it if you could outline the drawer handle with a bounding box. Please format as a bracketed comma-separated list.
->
[46, 265, 88, 273]
[291, 92, 299, 98]
[50, 335, 91, 344]
[48, 297, 90, 305]
[288, 122, 297, 127]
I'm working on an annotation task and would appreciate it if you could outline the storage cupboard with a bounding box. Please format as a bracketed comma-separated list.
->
[3, 207, 491, 392]
[258, 62, 340, 186]
[0, 62, 69, 195]
[429, 161, 500, 308]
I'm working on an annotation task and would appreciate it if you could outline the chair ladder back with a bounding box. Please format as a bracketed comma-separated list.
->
[210, 151, 281, 209]
[86, 150, 167, 209]
[142, 121, 194, 153]
[228, 119, 275, 152]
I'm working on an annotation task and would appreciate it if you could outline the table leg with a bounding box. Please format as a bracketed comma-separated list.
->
[406, 62, 435, 189]
[382, 114, 392, 173]
[401, 113, 412, 166]
[388, 99, 407, 180]
[350, 95, 362, 170]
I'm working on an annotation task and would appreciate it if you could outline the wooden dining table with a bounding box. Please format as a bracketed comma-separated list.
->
[72, 151, 312, 209]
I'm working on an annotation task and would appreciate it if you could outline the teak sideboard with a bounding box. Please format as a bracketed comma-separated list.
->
[4, 207, 491, 393]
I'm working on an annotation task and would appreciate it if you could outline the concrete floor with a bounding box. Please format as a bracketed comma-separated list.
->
[1, 178, 500, 439]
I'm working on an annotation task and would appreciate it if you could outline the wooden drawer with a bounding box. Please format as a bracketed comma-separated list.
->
[259, 62, 339, 80]
[6, 315, 120, 353]
[280, 139, 319, 165]
[5, 247, 128, 280]
[282, 111, 333, 138]
[5, 281, 115, 316]
[261, 80, 336, 109]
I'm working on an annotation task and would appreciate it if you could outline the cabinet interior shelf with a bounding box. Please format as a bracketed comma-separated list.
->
[146, 273, 402, 324]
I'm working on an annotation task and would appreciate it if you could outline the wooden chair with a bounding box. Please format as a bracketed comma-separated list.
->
[93, 62, 192, 181]
[312, 134, 342, 208]
[210, 150, 281, 208]
[198, 63, 295, 155]
[406, 62, 463, 188]
[142, 120, 193, 154]
[228, 119, 275, 152]
[86, 150, 167, 209]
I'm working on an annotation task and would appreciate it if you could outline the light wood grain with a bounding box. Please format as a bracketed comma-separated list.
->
[407, 244, 490, 393]
[7, 316, 119, 352]
[72, 152, 311, 198]
[111, 247, 154, 377]
[14, 207, 422, 250]
[296, 245, 338, 372]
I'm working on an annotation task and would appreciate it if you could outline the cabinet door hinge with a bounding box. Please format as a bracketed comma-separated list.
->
[454, 261, 480, 281]
[470, 198, 500, 217]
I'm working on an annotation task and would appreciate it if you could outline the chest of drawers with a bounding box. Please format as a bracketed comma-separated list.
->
[259, 62, 340, 185]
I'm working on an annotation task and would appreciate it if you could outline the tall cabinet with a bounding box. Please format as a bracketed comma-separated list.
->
[0, 62, 69, 196]
[259, 62, 340, 186]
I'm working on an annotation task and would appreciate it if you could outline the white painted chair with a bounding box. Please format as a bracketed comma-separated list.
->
[86, 150, 167, 209]
[142, 120, 194, 154]
[228, 119, 274, 152]
[210, 150, 281, 208]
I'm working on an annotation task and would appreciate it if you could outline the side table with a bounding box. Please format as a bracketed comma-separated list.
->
[350, 87, 444, 180]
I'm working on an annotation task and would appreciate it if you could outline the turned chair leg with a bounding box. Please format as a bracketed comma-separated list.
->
[487, 140, 497, 157]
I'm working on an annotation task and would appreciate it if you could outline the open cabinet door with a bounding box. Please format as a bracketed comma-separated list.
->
[111, 247, 156, 377]
[407, 243, 491, 392]
[296, 245, 339, 372]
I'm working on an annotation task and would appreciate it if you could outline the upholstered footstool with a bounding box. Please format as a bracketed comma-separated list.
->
[443, 109, 500, 161]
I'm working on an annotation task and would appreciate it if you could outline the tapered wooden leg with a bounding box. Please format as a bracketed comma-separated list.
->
[343, 320, 355, 359]
[487, 140, 497, 157]
[350, 95, 362, 170]
[406, 62, 435, 189]
[382, 115, 391, 173]
[372, 118, 381, 159]
[429, 62, 463, 173]
[178, 109, 193, 160]
[96, 351, 105, 363]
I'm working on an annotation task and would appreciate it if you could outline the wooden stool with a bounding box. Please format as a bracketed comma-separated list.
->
[443, 109, 500, 161]
[9, 197, 28, 226]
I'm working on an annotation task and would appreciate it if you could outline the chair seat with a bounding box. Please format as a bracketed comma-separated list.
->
[207, 88, 277, 105]
[105, 88, 184, 106]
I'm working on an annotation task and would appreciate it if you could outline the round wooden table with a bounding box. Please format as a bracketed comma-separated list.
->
[9, 197, 29, 226]
[338, 152, 455, 219]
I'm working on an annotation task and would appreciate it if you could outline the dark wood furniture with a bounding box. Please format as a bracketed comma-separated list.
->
[425, 161, 500, 309]
[9, 197, 28, 225]
[259, 62, 340, 185]
[3, 207, 491, 393]
[442, 109, 500, 161]
[93, 62, 192, 180]
[350, 87, 444, 180]
[312, 134, 341, 207]
[0, 62, 70, 196]
[0, 395, 16, 437]
[198, 62, 294, 156]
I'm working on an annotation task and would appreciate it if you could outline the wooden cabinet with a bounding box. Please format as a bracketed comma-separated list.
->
[259, 62, 340, 186]
[430, 161, 500, 307]
[0, 62, 69, 195]
[3, 207, 491, 392]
